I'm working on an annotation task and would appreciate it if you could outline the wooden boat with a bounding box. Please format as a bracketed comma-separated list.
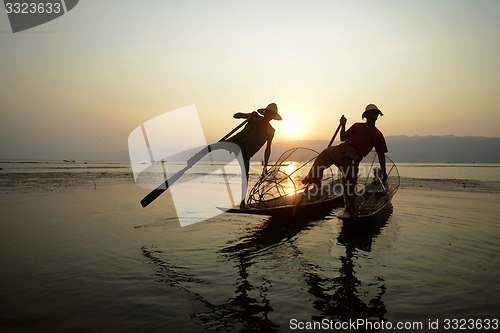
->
[223, 186, 344, 218]
[222, 149, 399, 221]
[221, 147, 344, 218]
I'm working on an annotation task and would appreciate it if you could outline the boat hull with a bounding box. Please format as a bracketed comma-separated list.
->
[220, 194, 343, 218]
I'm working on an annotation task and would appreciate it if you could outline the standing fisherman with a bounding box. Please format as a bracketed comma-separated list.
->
[189, 103, 282, 208]
[302, 104, 388, 219]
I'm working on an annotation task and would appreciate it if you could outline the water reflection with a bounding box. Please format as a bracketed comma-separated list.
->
[191, 256, 279, 332]
[142, 243, 279, 332]
[142, 204, 392, 332]
[306, 204, 392, 332]
[208, 214, 328, 331]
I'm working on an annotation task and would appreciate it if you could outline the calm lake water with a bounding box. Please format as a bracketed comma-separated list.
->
[1, 161, 499, 332]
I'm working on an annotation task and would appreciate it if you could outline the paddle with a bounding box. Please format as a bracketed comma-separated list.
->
[291, 117, 344, 217]
[140, 118, 249, 208]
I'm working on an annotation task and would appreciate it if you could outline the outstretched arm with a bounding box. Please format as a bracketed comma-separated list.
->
[233, 111, 261, 119]
[378, 152, 388, 181]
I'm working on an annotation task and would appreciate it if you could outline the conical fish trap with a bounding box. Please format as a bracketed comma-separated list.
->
[354, 152, 400, 216]
[247, 148, 337, 208]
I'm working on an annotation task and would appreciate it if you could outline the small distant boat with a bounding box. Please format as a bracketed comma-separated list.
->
[63, 159, 76, 163]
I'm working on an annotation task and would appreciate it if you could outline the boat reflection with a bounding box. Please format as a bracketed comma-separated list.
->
[205, 214, 328, 331]
[210, 206, 392, 331]
[305, 204, 392, 332]
[141, 204, 392, 332]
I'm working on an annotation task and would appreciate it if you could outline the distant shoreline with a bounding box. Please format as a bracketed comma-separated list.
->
[1, 171, 499, 195]
[1, 135, 500, 163]
[2, 159, 500, 165]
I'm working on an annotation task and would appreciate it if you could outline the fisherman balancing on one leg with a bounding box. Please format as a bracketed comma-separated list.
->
[302, 104, 388, 219]
[188, 103, 282, 208]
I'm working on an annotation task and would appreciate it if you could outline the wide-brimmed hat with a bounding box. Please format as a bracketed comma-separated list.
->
[362, 104, 383, 119]
[257, 103, 282, 120]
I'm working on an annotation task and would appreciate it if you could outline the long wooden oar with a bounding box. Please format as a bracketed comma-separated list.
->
[140, 119, 249, 208]
[291, 118, 343, 217]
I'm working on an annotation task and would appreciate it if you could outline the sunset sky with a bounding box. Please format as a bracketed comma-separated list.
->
[1, 0, 499, 160]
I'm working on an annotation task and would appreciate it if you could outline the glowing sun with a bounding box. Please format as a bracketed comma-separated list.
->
[281, 118, 302, 139]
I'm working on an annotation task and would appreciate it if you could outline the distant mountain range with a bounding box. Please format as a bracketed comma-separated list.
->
[6, 135, 498, 163]
[266, 136, 500, 163]
[384, 135, 500, 163]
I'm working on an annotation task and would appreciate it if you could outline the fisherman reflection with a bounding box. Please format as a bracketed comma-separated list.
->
[142, 242, 280, 332]
[141, 214, 323, 332]
[207, 213, 336, 331]
[141, 207, 391, 332]
[194, 220, 291, 332]
[192, 255, 279, 332]
[304, 207, 392, 332]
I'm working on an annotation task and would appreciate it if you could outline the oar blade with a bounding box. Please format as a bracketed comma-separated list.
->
[141, 188, 166, 208]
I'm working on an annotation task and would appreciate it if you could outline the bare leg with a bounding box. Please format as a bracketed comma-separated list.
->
[239, 157, 250, 208]
[340, 162, 359, 216]
[302, 149, 334, 187]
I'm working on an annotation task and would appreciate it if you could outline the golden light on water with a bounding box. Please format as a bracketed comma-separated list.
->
[279, 162, 301, 196]
[282, 162, 296, 177]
